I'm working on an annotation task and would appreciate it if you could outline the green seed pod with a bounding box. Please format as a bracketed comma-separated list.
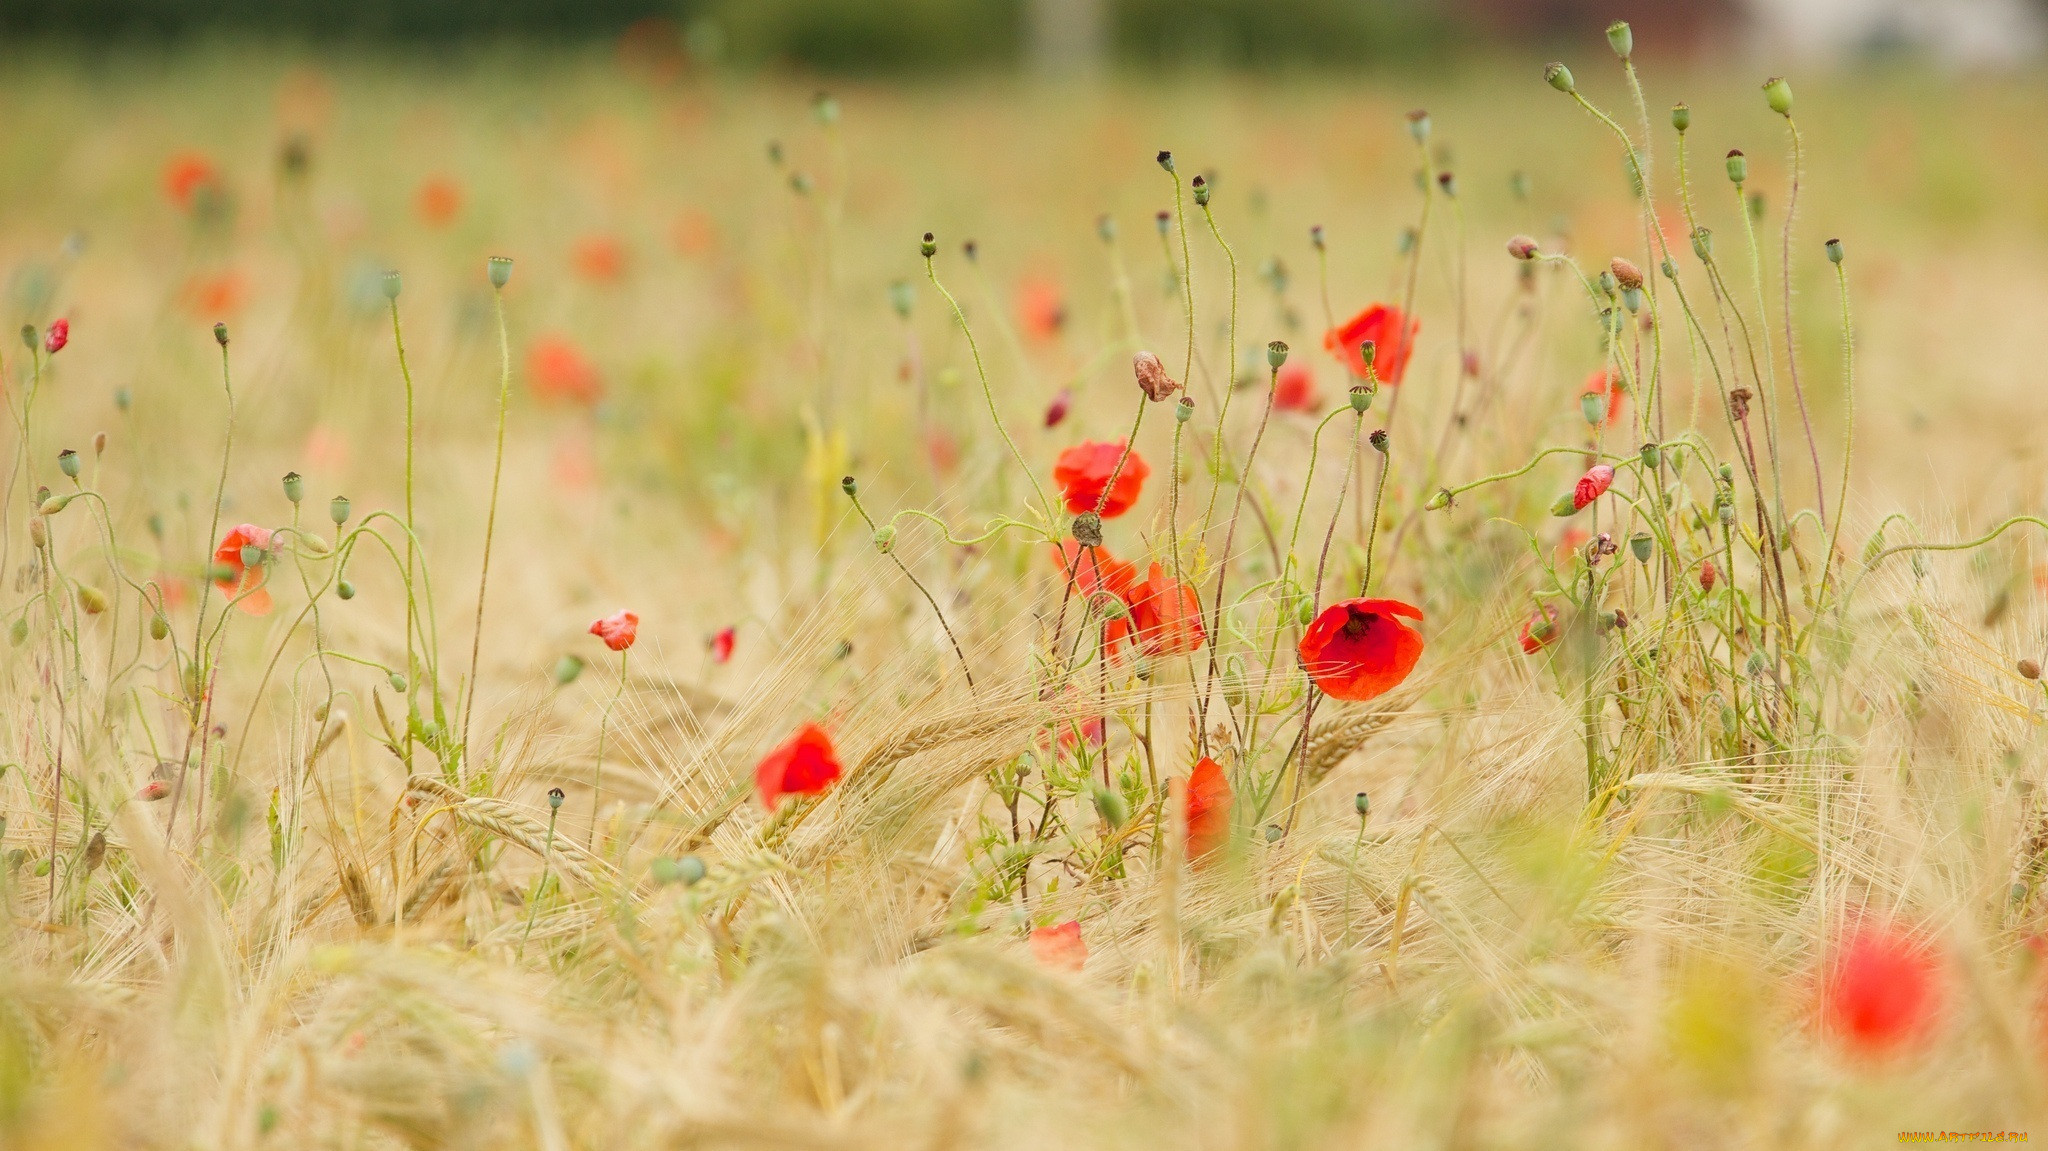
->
[329, 495, 350, 526]
[1622, 286, 1643, 314]
[1191, 175, 1209, 207]
[1672, 103, 1690, 133]
[487, 256, 513, 288]
[282, 471, 304, 503]
[336, 579, 356, 600]
[1266, 340, 1289, 370]
[1354, 791, 1370, 818]
[650, 857, 683, 884]
[1763, 76, 1793, 116]
[1597, 270, 1618, 296]
[239, 543, 263, 569]
[387, 672, 407, 693]
[1718, 463, 1735, 483]
[381, 270, 402, 300]
[1725, 149, 1748, 184]
[1357, 340, 1377, 370]
[920, 232, 937, 258]
[19, 324, 35, 351]
[213, 322, 229, 346]
[1545, 62, 1575, 93]
[1581, 392, 1606, 426]
[1630, 533, 1653, 563]
[1407, 109, 1430, 143]
[552, 653, 585, 685]
[1092, 785, 1129, 830]
[1660, 257, 1677, 280]
[1155, 150, 1175, 173]
[149, 615, 169, 641]
[1691, 227, 1713, 261]
[1640, 442, 1661, 469]
[1606, 20, 1632, 59]
[548, 786, 566, 810]
[1826, 238, 1844, 265]
[1349, 385, 1373, 413]
[56, 449, 79, 479]
[840, 475, 858, 497]
[1369, 428, 1389, 454]
[1175, 397, 1195, 423]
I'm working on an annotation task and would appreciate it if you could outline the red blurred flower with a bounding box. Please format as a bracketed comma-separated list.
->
[925, 428, 960, 476]
[43, 318, 68, 355]
[1822, 926, 1941, 1055]
[1274, 360, 1320, 412]
[1128, 563, 1205, 658]
[415, 176, 463, 227]
[1518, 604, 1560, 654]
[1323, 304, 1417, 384]
[528, 336, 602, 405]
[1043, 387, 1072, 429]
[213, 524, 275, 615]
[1054, 440, 1149, 518]
[1016, 277, 1066, 342]
[138, 780, 171, 802]
[1573, 464, 1615, 510]
[1056, 715, 1105, 752]
[1298, 598, 1424, 701]
[755, 722, 843, 809]
[1029, 920, 1087, 971]
[1183, 755, 1232, 862]
[710, 625, 736, 664]
[182, 272, 247, 319]
[573, 234, 626, 282]
[163, 152, 219, 211]
[1700, 559, 1718, 591]
[1582, 369, 1626, 426]
[589, 609, 639, 652]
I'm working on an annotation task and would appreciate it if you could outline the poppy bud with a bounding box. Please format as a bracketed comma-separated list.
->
[44, 318, 68, 355]
[1097, 214, 1116, 243]
[1155, 211, 1170, 236]
[872, 525, 897, 554]
[1424, 487, 1451, 511]
[1156, 150, 1174, 173]
[1369, 429, 1389, 453]
[1354, 791, 1370, 817]
[2021, 659, 2042, 680]
[1176, 396, 1195, 423]
[77, 585, 107, 614]
[1507, 235, 1540, 261]
[56, 449, 79, 479]
[1763, 76, 1793, 116]
[214, 322, 229, 346]
[1407, 109, 1430, 142]
[1297, 598, 1313, 626]
[650, 857, 682, 884]
[8, 618, 26, 646]
[1597, 270, 1618, 296]
[28, 517, 46, 549]
[1545, 62, 1575, 94]
[1701, 559, 1719, 591]
[1580, 392, 1606, 426]
[1310, 224, 1325, 251]
[1349, 385, 1372, 413]
[388, 672, 407, 693]
[1264, 825, 1283, 843]
[552, 654, 584, 685]
[1672, 103, 1691, 132]
[1191, 175, 1209, 207]
[1691, 228, 1713, 261]
[487, 256, 513, 288]
[1357, 340, 1377, 370]
[115, 387, 131, 411]
[1826, 238, 1844, 265]
[840, 475, 858, 497]
[282, 471, 303, 504]
[548, 787, 565, 810]
[1044, 387, 1072, 428]
[18, 324, 34, 351]
[1640, 442, 1660, 469]
[1610, 257, 1644, 291]
[1134, 350, 1180, 400]
[1725, 149, 1748, 185]
[337, 579, 356, 600]
[1622, 287, 1643, 313]
[1630, 533, 1653, 562]
[149, 615, 169, 640]
[920, 232, 936, 258]
[1092, 785, 1129, 830]
[1072, 511, 1103, 548]
[1660, 257, 1677, 279]
[1570, 464, 1615, 511]
[1718, 463, 1735, 484]
[1606, 20, 1632, 60]
[38, 494, 69, 516]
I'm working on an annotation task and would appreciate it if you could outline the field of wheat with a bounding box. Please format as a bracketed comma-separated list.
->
[5, 28, 2048, 1148]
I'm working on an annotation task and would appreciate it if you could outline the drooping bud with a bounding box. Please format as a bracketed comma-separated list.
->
[1763, 77, 1794, 116]
[1672, 103, 1691, 133]
[2022, 659, 2042, 681]
[1545, 62, 1576, 94]
[1607, 20, 1633, 60]
[282, 471, 304, 503]
[1610, 257, 1644, 290]
[336, 579, 356, 600]
[57, 449, 79, 479]
[1424, 488, 1451, 511]
[920, 232, 937, 258]
[1043, 387, 1072, 428]
[1134, 350, 1180, 401]
[1507, 235, 1540, 261]
[77, 585, 107, 614]
[149, 615, 169, 640]
[19, 325, 35, 351]
[1092, 785, 1129, 830]
[1725, 149, 1748, 185]
[1155, 150, 1175, 173]
[872, 525, 897, 554]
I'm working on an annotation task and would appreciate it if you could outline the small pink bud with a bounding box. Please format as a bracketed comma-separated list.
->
[43, 318, 68, 355]
[1043, 387, 1072, 428]
[1572, 464, 1615, 510]
[1700, 559, 1718, 591]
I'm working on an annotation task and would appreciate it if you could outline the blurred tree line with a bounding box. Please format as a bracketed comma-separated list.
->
[0, 0, 1461, 70]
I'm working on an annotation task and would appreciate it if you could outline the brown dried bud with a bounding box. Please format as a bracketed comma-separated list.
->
[1728, 388, 1752, 421]
[1609, 257, 1644, 291]
[2021, 658, 2041, 681]
[83, 831, 105, 872]
[1132, 350, 1180, 402]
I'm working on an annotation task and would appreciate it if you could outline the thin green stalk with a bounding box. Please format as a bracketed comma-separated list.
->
[460, 278, 515, 770]
[387, 295, 419, 772]
[924, 252, 1055, 532]
[518, 796, 562, 960]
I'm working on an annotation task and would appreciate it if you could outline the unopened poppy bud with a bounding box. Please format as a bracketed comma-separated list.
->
[1096, 214, 1116, 243]
[1297, 598, 1313, 626]
[1718, 463, 1734, 484]
[2021, 658, 2042, 680]
[282, 471, 303, 503]
[1691, 227, 1713, 261]
[1580, 392, 1606, 426]
[1175, 396, 1195, 423]
[28, 517, 46, 549]
[1071, 511, 1103, 548]
[387, 672, 407, 693]
[1043, 387, 1072, 428]
[1630, 533, 1653, 562]
[1725, 149, 1748, 184]
[1407, 109, 1430, 142]
[1349, 385, 1372, 413]
[1424, 487, 1451, 511]
[1610, 257, 1644, 290]
[650, 857, 682, 884]
[1156, 150, 1174, 173]
[214, 322, 229, 346]
[149, 615, 169, 640]
[1507, 235, 1540, 260]
[9, 618, 26, 646]
[1369, 429, 1389, 453]
[920, 232, 936, 258]
[1607, 20, 1632, 59]
[1310, 224, 1325, 251]
[840, 475, 858, 497]
[44, 318, 68, 355]
[1092, 785, 1129, 830]
[1672, 103, 1691, 132]
[92, 431, 106, 457]
[38, 494, 69, 516]
[1266, 340, 1289, 370]
[1826, 237, 1844, 264]
[552, 653, 584, 685]
[548, 786, 565, 809]
[77, 585, 107, 614]
[1763, 76, 1793, 116]
[56, 449, 79, 479]
[1191, 175, 1209, 206]
[139, 779, 170, 801]
[872, 525, 897, 554]
[1640, 442, 1660, 469]
[1155, 210, 1170, 236]
[1545, 62, 1575, 93]
[337, 579, 356, 599]
[19, 325, 34, 351]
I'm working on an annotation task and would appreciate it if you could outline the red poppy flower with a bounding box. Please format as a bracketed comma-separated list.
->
[589, 609, 638, 652]
[163, 152, 219, 211]
[415, 176, 463, 227]
[1518, 605, 1560, 654]
[528, 336, 602, 405]
[1016, 277, 1066, 342]
[1029, 919, 1087, 971]
[710, 625, 736, 664]
[213, 524, 275, 615]
[1128, 563, 1205, 658]
[1323, 304, 1417, 385]
[1298, 598, 1424, 701]
[1700, 559, 1718, 591]
[1822, 926, 1941, 1055]
[1055, 715, 1105, 752]
[755, 722, 843, 809]
[1582, 369, 1626, 426]
[1043, 387, 1072, 428]
[573, 235, 626, 282]
[43, 319, 68, 355]
[1053, 440, 1149, 518]
[1183, 755, 1232, 862]
[1573, 464, 1615, 510]
[1274, 360, 1320, 412]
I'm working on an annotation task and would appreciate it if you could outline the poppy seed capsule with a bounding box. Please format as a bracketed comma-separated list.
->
[840, 475, 858, 497]
[1597, 270, 1618, 296]
[548, 787, 565, 810]
[1155, 210, 1170, 235]
[1622, 287, 1643, 313]
[1191, 175, 1209, 206]
[1725, 149, 1748, 184]
[1156, 150, 1174, 173]
[282, 471, 303, 503]
[487, 256, 513, 288]
[57, 449, 79, 478]
[1610, 257, 1644, 291]
[1354, 791, 1370, 817]
[1369, 429, 1389, 453]
[1672, 103, 1691, 132]
[1266, 340, 1289, 370]
[677, 854, 706, 885]
[1545, 62, 1575, 93]
[920, 232, 936, 258]
[961, 239, 977, 262]
[1640, 442, 1660, 469]
[1310, 224, 1325, 251]
[1437, 171, 1457, 197]
[1071, 511, 1103, 548]
[1350, 385, 1373, 413]
[1826, 237, 1845, 265]
[1407, 109, 1430, 142]
[214, 322, 229, 346]
[381, 271, 401, 300]
[1607, 20, 1632, 59]
[1630, 533, 1653, 562]
[1660, 257, 1678, 279]
[1358, 339, 1377, 369]
[1176, 396, 1195, 423]
[1580, 393, 1606, 426]
[2021, 659, 2042, 680]
[1691, 227, 1713, 260]
[1763, 76, 1793, 116]
[1508, 235, 1539, 260]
